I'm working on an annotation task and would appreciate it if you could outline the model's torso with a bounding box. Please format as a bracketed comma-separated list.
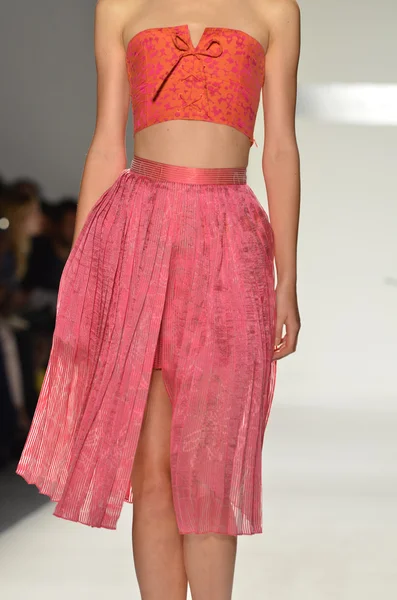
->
[120, 0, 271, 167]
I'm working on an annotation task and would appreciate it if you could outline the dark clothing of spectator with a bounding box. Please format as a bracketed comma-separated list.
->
[0, 249, 18, 290]
[0, 342, 18, 466]
[22, 235, 66, 293]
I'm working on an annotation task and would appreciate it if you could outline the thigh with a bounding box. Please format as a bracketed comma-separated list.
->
[131, 369, 172, 486]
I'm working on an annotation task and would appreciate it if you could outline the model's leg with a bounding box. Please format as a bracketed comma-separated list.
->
[183, 534, 237, 600]
[131, 369, 187, 600]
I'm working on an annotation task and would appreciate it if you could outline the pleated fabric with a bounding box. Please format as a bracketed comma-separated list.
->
[17, 157, 277, 535]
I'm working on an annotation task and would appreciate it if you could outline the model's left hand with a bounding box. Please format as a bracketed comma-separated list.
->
[272, 282, 301, 360]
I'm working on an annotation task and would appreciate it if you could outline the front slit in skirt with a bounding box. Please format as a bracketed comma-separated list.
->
[17, 156, 277, 535]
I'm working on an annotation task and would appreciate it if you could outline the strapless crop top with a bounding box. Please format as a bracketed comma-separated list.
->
[126, 25, 266, 145]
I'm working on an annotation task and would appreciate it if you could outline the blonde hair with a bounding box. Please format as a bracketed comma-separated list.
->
[0, 189, 39, 280]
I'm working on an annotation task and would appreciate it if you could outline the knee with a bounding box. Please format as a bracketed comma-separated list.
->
[131, 464, 173, 510]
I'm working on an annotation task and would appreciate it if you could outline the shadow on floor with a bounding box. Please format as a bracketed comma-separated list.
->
[0, 461, 49, 533]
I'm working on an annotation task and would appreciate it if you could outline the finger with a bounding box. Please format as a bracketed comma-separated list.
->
[274, 318, 285, 349]
[272, 334, 287, 360]
[273, 341, 294, 360]
[273, 327, 299, 360]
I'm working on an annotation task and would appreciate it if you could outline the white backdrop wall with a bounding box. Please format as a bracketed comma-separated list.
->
[1, 1, 396, 409]
[248, 0, 397, 410]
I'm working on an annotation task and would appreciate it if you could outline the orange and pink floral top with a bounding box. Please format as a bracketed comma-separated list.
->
[126, 25, 266, 145]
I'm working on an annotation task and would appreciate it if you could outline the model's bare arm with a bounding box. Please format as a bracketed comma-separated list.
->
[73, 0, 130, 243]
[262, 0, 301, 359]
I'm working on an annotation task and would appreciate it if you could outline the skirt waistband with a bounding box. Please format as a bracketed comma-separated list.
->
[130, 156, 247, 185]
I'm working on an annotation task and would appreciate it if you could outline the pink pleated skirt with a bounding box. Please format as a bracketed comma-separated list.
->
[17, 156, 277, 535]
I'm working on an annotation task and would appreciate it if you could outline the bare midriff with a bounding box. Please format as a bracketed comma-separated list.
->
[133, 120, 252, 168]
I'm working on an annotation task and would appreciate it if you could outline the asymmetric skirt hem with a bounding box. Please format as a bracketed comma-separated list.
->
[14, 470, 127, 530]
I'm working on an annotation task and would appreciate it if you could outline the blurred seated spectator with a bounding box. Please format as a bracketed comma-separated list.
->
[39, 200, 57, 237]
[22, 198, 77, 300]
[11, 177, 42, 204]
[0, 180, 77, 466]
[0, 340, 17, 467]
[0, 184, 42, 460]
[21, 198, 77, 395]
[0, 185, 43, 283]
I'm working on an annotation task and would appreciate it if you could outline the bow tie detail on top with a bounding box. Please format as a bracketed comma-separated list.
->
[153, 32, 223, 101]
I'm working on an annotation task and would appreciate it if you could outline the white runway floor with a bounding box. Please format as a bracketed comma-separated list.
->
[1, 404, 396, 599]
